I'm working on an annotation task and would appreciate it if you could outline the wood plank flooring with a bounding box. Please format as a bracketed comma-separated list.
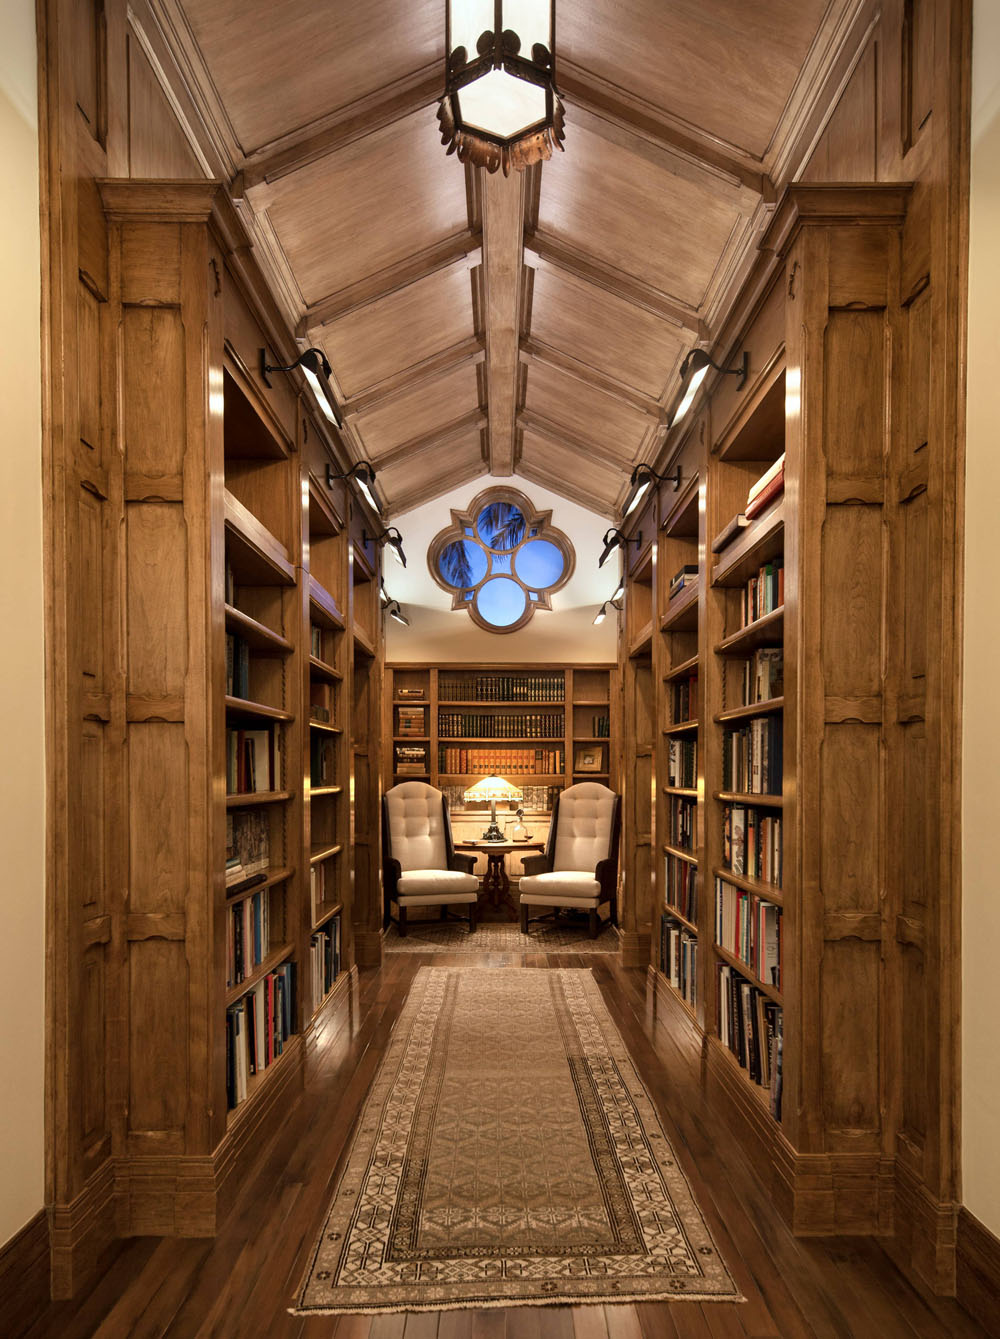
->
[26, 950, 989, 1339]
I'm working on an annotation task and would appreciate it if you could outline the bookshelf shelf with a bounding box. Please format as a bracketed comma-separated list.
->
[225, 866, 295, 904]
[715, 606, 785, 655]
[663, 719, 699, 736]
[309, 655, 343, 682]
[661, 583, 699, 631]
[663, 785, 698, 798]
[225, 604, 292, 654]
[656, 968, 698, 1019]
[353, 625, 376, 658]
[712, 866, 783, 904]
[628, 623, 654, 657]
[309, 720, 342, 735]
[226, 790, 293, 809]
[225, 942, 295, 1007]
[572, 698, 611, 707]
[714, 790, 783, 808]
[711, 499, 785, 588]
[310, 785, 343, 797]
[438, 699, 566, 708]
[713, 943, 783, 1006]
[224, 695, 294, 722]
[312, 900, 344, 932]
[308, 578, 346, 630]
[224, 492, 295, 586]
[663, 843, 698, 865]
[438, 773, 566, 783]
[310, 842, 343, 864]
[715, 696, 785, 723]
[441, 736, 566, 745]
[708, 1033, 773, 1110]
[225, 1034, 302, 1133]
[664, 655, 699, 683]
[664, 903, 698, 935]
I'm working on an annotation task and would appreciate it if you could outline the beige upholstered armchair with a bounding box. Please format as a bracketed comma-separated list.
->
[382, 781, 479, 935]
[518, 782, 621, 937]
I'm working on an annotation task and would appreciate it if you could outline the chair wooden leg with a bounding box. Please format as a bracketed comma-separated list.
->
[520, 902, 529, 934]
[589, 909, 598, 938]
[469, 901, 477, 933]
[440, 904, 448, 921]
[399, 905, 407, 937]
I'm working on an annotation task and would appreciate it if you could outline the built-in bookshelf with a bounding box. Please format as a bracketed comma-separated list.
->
[385, 665, 617, 814]
[629, 187, 913, 1235]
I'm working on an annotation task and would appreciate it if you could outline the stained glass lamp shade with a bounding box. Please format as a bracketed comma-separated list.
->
[463, 774, 524, 841]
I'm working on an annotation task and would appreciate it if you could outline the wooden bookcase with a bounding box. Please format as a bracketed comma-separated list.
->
[87, 181, 379, 1243]
[623, 185, 915, 1237]
[385, 662, 618, 826]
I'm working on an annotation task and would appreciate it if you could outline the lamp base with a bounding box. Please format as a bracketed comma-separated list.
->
[481, 821, 505, 842]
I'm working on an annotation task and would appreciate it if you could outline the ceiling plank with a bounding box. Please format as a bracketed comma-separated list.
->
[298, 231, 482, 335]
[518, 408, 638, 475]
[525, 231, 708, 338]
[240, 63, 442, 198]
[515, 456, 616, 521]
[342, 336, 485, 419]
[558, 58, 771, 200]
[384, 457, 490, 515]
[373, 410, 488, 472]
[520, 338, 667, 420]
[482, 168, 525, 476]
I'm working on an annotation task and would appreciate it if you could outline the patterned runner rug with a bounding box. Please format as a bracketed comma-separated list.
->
[383, 919, 618, 954]
[292, 967, 742, 1315]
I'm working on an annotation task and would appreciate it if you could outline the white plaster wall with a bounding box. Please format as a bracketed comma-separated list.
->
[384, 476, 620, 663]
[962, 0, 1000, 1238]
[0, 0, 46, 1248]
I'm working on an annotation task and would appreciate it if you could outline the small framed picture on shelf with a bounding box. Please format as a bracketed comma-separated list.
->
[574, 745, 603, 773]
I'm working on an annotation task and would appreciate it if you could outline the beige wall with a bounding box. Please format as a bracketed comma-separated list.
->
[0, 2, 46, 1249]
[384, 476, 619, 662]
[962, 0, 1000, 1239]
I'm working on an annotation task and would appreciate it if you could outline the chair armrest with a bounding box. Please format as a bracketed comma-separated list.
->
[450, 852, 477, 874]
[521, 853, 550, 876]
[595, 855, 618, 900]
[384, 857, 402, 900]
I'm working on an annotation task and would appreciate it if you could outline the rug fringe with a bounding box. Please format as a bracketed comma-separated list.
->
[289, 1289, 747, 1316]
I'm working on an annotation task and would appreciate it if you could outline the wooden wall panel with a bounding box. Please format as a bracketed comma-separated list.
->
[126, 505, 188, 698]
[900, 940, 928, 1156]
[71, 0, 105, 143]
[900, 722, 928, 921]
[128, 724, 189, 915]
[121, 225, 181, 305]
[902, 491, 928, 685]
[80, 950, 107, 1147]
[821, 939, 881, 1144]
[904, 0, 936, 149]
[78, 286, 103, 454]
[905, 288, 932, 455]
[122, 308, 186, 475]
[126, 33, 204, 178]
[127, 940, 188, 1138]
[821, 508, 882, 700]
[76, 490, 106, 682]
[823, 311, 886, 480]
[819, 725, 881, 914]
[77, 722, 108, 914]
[803, 38, 878, 183]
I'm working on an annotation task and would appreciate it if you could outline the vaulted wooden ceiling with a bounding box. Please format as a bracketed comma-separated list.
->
[150, 0, 864, 516]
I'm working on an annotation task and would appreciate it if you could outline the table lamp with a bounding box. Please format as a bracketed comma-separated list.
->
[463, 774, 524, 842]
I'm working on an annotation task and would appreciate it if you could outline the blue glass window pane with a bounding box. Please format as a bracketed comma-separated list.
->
[476, 501, 525, 550]
[437, 539, 488, 589]
[528, 591, 539, 601]
[476, 577, 526, 628]
[514, 539, 565, 588]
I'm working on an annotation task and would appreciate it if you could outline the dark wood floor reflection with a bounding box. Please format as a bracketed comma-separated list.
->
[26, 951, 988, 1339]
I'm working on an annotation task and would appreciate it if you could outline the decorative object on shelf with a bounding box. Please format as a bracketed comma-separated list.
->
[598, 526, 642, 568]
[363, 525, 407, 567]
[325, 460, 381, 515]
[463, 774, 524, 841]
[624, 463, 682, 518]
[260, 346, 340, 426]
[429, 486, 574, 632]
[509, 808, 531, 841]
[573, 745, 603, 773]
[385, 599, 410, 627]
[438, 0, 565, 176]
[671, 347, 749, 427]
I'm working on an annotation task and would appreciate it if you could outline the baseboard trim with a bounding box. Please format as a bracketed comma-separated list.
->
[49, 1157, 117, 1299]
[354, 928, 384, 967]
[0, 1209, 51, 1337]
[884, 1158, 959, 1295]
[957, 1207, 1000, 1336]
[618, 928, 650, 968]
[306, 963, 358, 1054]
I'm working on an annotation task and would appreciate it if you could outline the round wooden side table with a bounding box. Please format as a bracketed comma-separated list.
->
[454, 839, 545, 918]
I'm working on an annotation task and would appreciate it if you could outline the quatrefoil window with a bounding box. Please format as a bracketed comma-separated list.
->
[428, 487, 575, 633]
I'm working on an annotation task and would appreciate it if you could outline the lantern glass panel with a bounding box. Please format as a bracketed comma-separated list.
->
[503, 0, 551, 55]
[457, 68, 546, 138]
[448, 0, 494, 60]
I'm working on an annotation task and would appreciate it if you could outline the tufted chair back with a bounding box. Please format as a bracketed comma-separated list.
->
[384, 781, 449, 871]
[552, 782, 618, 872]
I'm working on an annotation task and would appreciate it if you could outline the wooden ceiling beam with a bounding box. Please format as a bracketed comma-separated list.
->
[518, 408, 635, 476]
[298, 231, 483, 335]
[240, 63, 442, 198]
[519, 338, 667, 421]
[342, 336, 486, 420]
[558, 59, 773, 201]
[372, 410, 488, 472]
[524, 232, 708, 339]
[481, 168, 526, 477]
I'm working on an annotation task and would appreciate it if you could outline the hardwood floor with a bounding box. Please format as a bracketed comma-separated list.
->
[26, 950, 988, 1339]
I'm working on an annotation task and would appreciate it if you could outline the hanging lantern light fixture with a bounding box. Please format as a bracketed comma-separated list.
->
[438, 0, 565, 176]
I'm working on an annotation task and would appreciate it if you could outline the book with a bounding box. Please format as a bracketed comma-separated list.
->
[745, 454, 785, 519]
[669, 565, 698, 598]
[746, 453, 785, 504]
[711, 512, 749, 553]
